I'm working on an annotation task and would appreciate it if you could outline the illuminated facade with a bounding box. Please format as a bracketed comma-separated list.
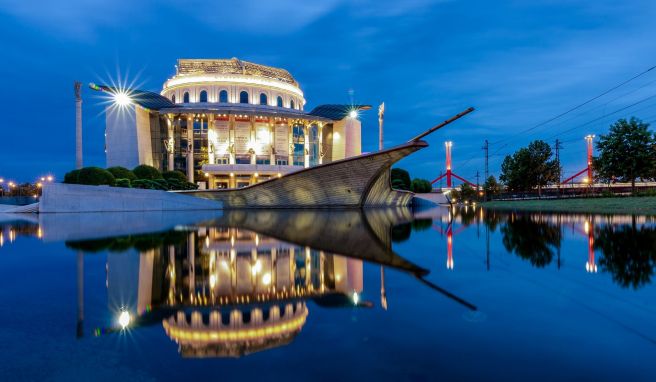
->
[103, 58, 368, 188]
[107, 227, 364, 357]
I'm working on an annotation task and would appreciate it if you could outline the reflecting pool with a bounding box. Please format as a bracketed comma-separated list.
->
[0, 206, 655, 380]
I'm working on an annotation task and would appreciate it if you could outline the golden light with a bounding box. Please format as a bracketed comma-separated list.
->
[118, 310, 131, 329]
[46, 176, 53, 182]
[229, 173, 234, 177]
[262, 273, 272, 286]
[254, 172, 259, 178]
[209, 274, 217, 288]
[36, 182, 42, 188]
[204, 173, 209, 178]
[277, 173, 282, 178]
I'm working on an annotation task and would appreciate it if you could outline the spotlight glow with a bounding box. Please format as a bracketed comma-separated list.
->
[118, 310, 131, 329]
[348, 110, 358, 119]
[113, 92, 131, 106]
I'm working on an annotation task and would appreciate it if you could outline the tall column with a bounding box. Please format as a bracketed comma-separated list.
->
[188, 232, 195, 303]
[318, 123, 323, 165]
[378, 102, 385, 151]
[269, 121, 275, 165]
[288, 122, 293, 165]
[74, 81, 83, 169]
[208, 114, 215, 165]
[250, 116, 256, 165]
[167, 116, 174, 171]
[303, 123, 309, 168]
[187, 115, 194, 183]
[229, 115, 236, 165]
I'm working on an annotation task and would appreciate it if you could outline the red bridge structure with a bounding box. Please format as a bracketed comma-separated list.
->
[431, 141, 475, 188]
[562, 134, 595, 184]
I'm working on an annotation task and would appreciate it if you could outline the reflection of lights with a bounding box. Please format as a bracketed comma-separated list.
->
[221, 260, 229, 270]
[584, 221, 590, 235]
[209, 274, 217, 288]
[352, 291, 359, 305]
[262, 273, 271, 286]
[205, 236, 210, 248]
[335, 274, 341, 282]
[37, 228, 43, 239]
[586, 262, 598, 273]
[252, 260, 262, 275]
[118, 310, 131, 329]
[255, 234, 259, 246]
[0, 232, 3, 247]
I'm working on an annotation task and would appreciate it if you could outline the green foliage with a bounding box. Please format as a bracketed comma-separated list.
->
[107, 166, 137, 181]
[113, 178, 132, 188]
[459, 183, 477, 201]
[77, 167, 115, 186]
[410, 178, 432, 193]
[501, 215, 562, 268]
[133, 165, 163, 180]
[63, 169, 81, 184]
[391, 168, 411, 191]
[500, 140, 559, 195]
[166, 178, 199, 191]
[593, 117, 656, 192]
[131, 179, 167, 190]
[483, 175, 501, 198]
[162, 170, 188, 183]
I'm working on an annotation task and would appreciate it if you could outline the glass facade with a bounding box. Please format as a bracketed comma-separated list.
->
[292, 124, 305, 166]
[309, 124, 319, 167]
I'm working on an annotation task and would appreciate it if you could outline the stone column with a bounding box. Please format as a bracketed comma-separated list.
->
[167, 117, 174, 171]
[269, 121, 275, 165]
[288, 123, 293, 165]
[229, 115, 236, 165]
[187, 115, 194, 183]
[250, 116, 256, 165]
[318, 123, 323, 165]
[303, 123, 309, 168]
[208, 114, 215, 165]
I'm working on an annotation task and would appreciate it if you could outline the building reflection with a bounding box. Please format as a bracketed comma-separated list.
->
[63, 209, 439, 358]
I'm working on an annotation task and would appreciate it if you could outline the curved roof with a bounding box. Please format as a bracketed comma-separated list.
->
[309, 104, 372, 120]
[89, 84, 175, 111]
[176, 58, 298, 86]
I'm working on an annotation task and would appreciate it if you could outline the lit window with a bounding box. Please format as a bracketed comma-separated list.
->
[183, 92, 190, 103]
[219, 90, 228, 103]
[277, 96, 283, 107]
[199, 90, 208, 102]
[239, 91, 249, 104]
[260, 93, 268, 105]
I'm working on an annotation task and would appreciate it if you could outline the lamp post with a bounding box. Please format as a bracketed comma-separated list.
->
[75, 81, 83, 169]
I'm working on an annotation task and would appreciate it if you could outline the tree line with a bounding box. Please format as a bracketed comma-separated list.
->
[498, 117, 656, 194]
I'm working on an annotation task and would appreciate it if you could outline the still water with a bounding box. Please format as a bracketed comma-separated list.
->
[0, 206, 655, 381]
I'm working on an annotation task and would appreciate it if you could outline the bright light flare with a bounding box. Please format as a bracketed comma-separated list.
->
[352, 291, 360, 305]
[118, 310, 131, 329]
[113, 91, 131, 106]
[348, 110, 358, 119]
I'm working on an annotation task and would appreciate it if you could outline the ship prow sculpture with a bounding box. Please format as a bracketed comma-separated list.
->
[188, 107, 475, 208]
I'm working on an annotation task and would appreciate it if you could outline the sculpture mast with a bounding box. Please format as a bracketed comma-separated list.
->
[74, 81, 83, 169]
[379, 101, 387, 310]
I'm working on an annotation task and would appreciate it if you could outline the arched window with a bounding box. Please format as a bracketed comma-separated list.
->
[259, 93, 268, 105]
[199, 90, 208, 103]
[290, 99, 295, 109]
[239, 91, 249, 104]
[171, 94, 176, 103]
[219, 90, 228, 103]
[277, 96, 283, 107]
[183, 92, 190, 103]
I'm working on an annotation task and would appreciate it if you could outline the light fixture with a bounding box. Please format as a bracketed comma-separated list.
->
[113, 92, 131, 106]
[352, 291, 360, 305]
[118, 310, 131, 329]
[348, 110, 358, 119]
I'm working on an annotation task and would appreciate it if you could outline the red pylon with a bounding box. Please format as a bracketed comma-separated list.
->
[562, 135, 595, 184]
[431, 141, 476, 188]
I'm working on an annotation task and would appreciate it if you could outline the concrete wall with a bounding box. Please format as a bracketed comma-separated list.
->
[106, 105, 138, 168]
[331, 118, 361, 160]
[39, 183, 222, 213]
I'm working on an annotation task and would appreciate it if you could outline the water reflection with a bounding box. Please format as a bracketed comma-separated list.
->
[57, 209, 474, 358]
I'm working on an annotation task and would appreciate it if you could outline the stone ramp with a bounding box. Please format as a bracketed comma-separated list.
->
[413, 192, 450, 206]
[39, 183, 222, 213]
[0, 203, 39, 213]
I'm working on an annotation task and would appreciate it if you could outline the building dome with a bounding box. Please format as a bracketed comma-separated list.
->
[162, 58, 305, 109]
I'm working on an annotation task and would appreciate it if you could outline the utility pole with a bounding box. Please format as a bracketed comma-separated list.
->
[475, 171, 480, 192]
[74, 81, 83, 169]
[554, 139, 563, 196]
[482, 140, 489, 200]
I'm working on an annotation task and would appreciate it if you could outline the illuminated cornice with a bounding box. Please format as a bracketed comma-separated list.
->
[162, 74, 305, 99]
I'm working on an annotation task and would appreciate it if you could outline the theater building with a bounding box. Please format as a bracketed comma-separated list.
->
[101, 58, 369, 189]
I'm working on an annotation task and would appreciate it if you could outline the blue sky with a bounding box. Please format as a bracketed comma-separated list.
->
[1, 0, 655, 184]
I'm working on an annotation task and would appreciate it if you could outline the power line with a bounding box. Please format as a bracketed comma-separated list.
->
[491, 64, 656, 145]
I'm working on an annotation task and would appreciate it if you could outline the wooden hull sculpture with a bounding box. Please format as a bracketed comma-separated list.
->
[187, 107, 474, 209]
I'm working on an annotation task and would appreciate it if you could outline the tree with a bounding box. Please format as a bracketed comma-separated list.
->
[500, 140, 559, 196]
[133, 165, 163, 180]
[107, 166, 137, 181]
[77, 167, 115, 186]
[593, 117, 656, 193]
[483, 175, 501, 200]
[391, 168, 411, 191]
[410, 178, 432, 193]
